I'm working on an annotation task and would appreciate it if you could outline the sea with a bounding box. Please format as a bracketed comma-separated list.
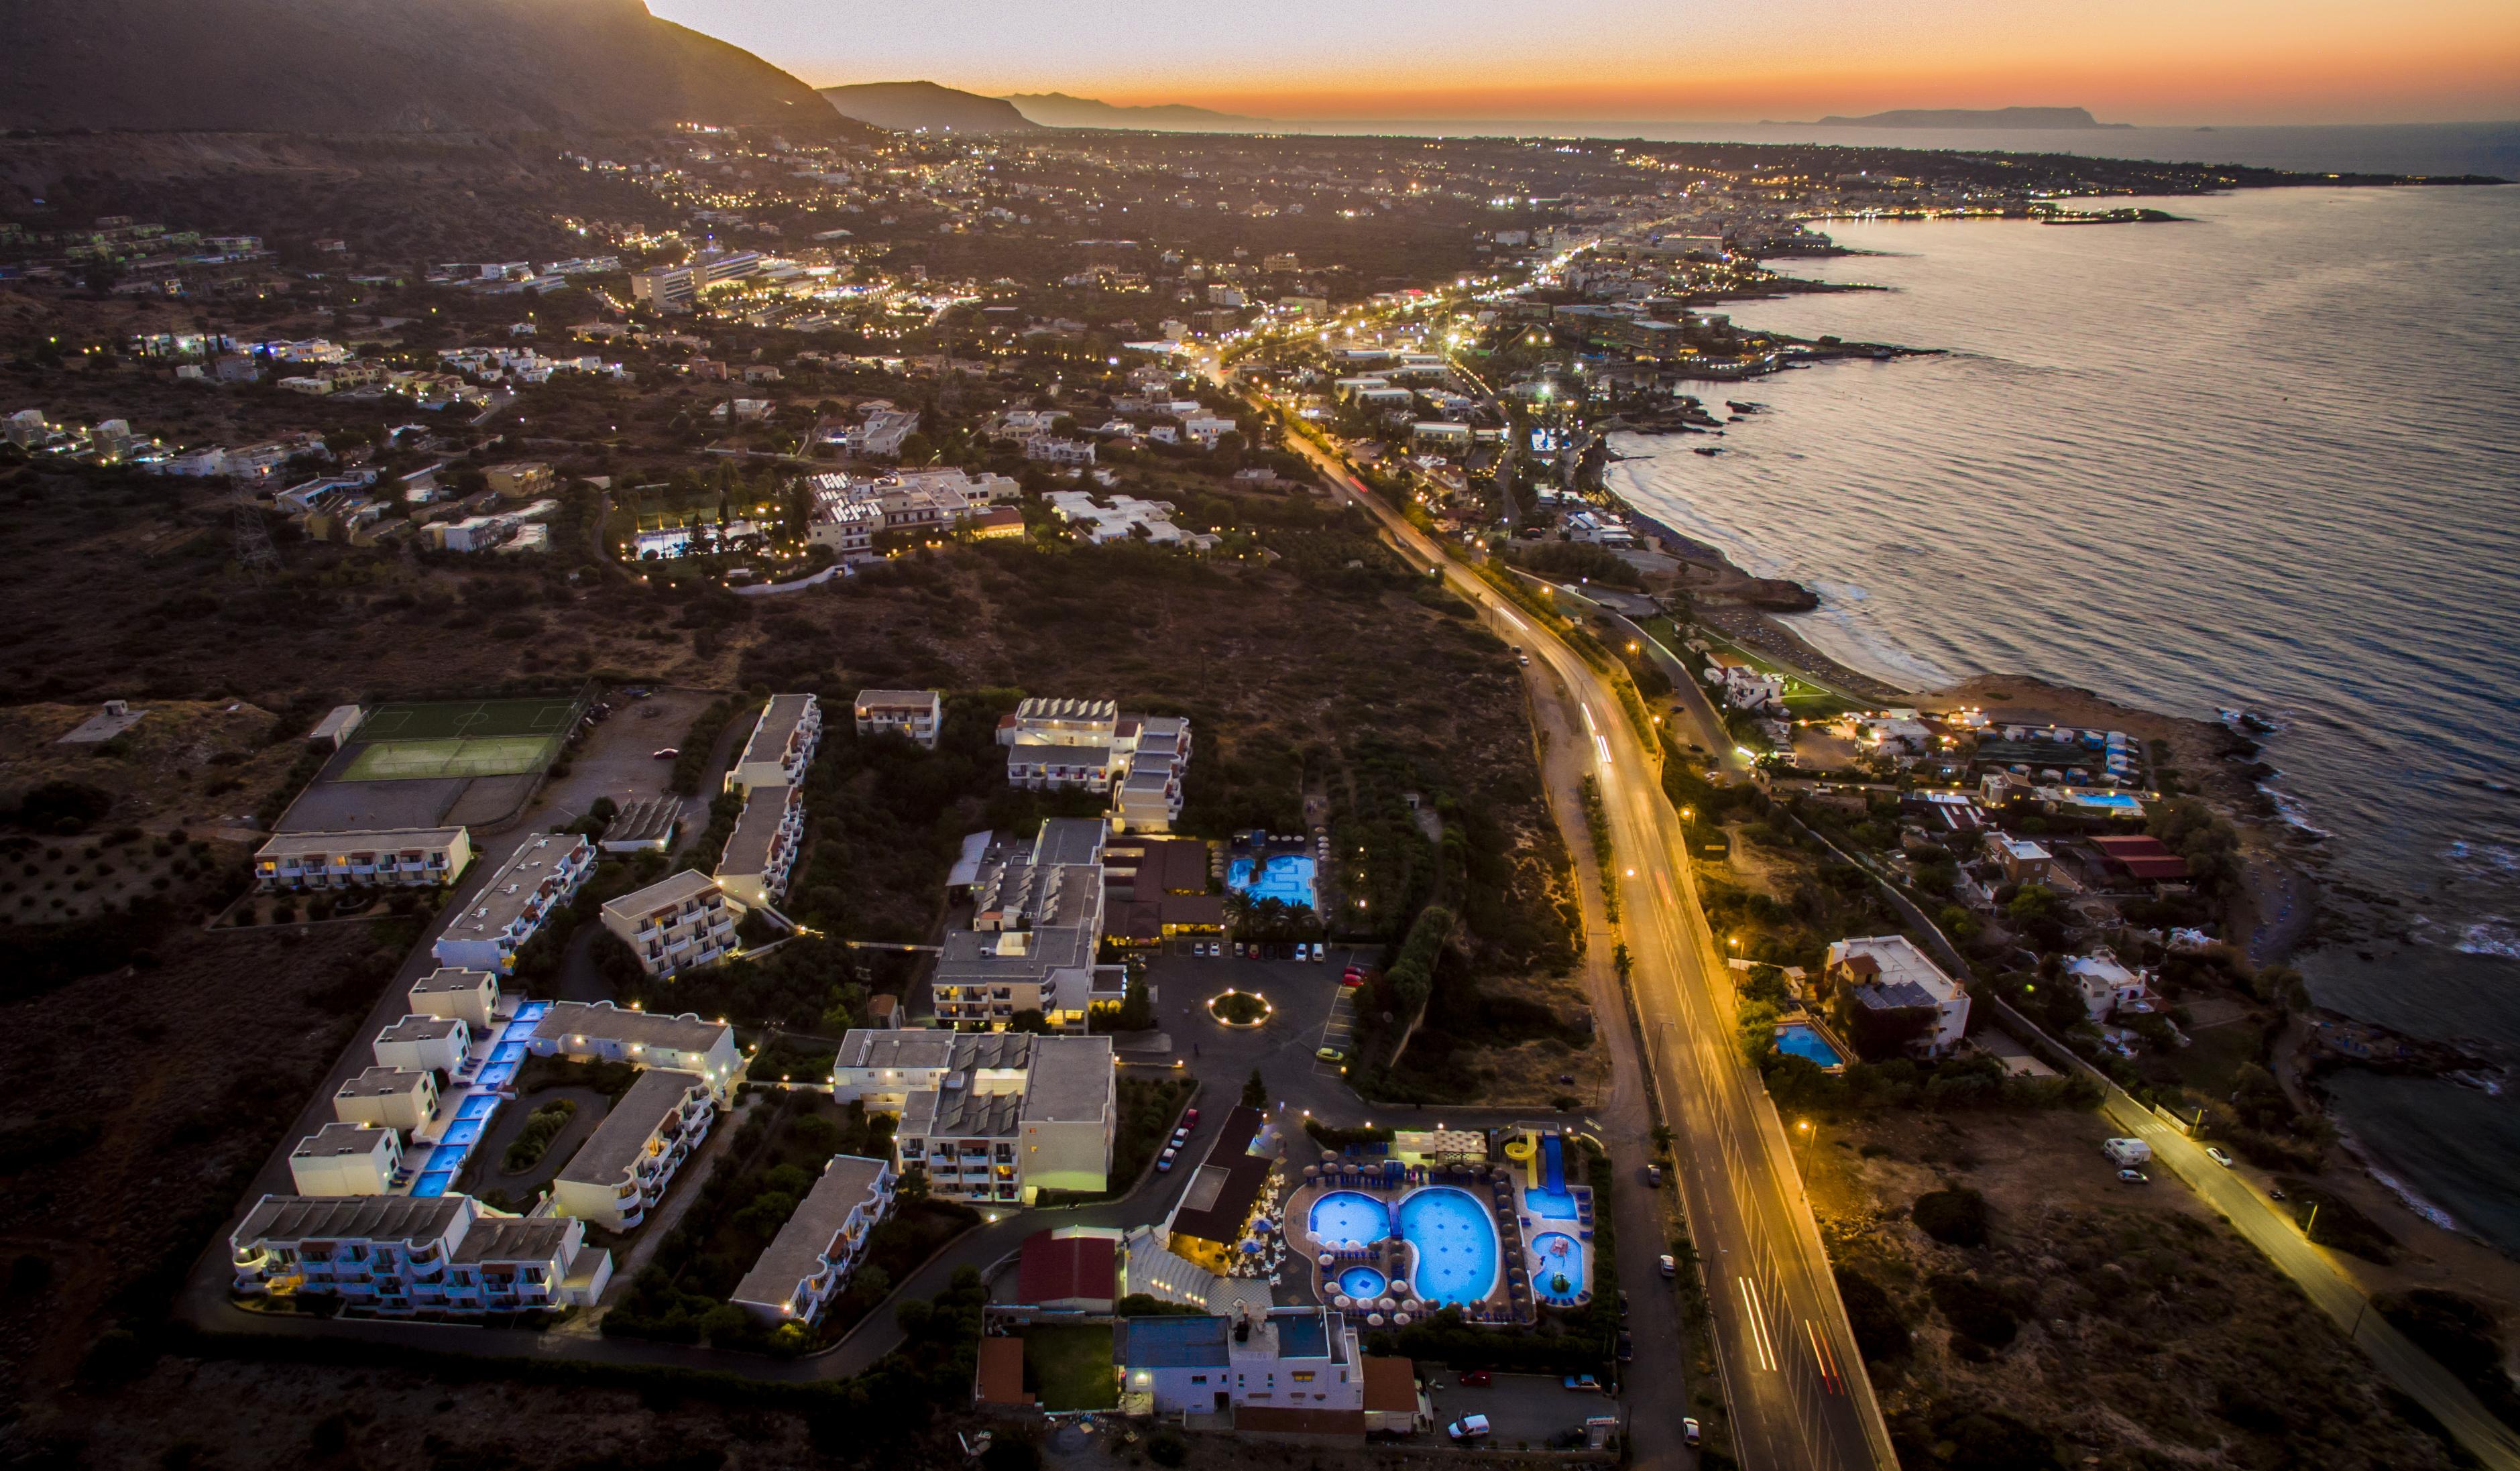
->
[1593, 182, 2520, 1252]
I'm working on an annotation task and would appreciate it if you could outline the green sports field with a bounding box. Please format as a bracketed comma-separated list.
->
[355, 696, 583, 744]
[341, 735, 561, 782]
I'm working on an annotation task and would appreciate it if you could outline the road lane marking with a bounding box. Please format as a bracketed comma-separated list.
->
[1737, 1277, 1778, 1371]
[1579, 703, 1613, 766]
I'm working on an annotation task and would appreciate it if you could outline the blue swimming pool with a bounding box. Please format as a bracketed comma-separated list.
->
[1338, 1267, 1389, 1300]
[413, 1170, 455, 1198]
[1309, 1190, 1389, 1249]
[1774, 1022, 1844, 1069]
[440, 1120, 484, 1147]
[1397, 1187, 1499, 1307]
[454, 1094, 500, 1121]
[477, 1061, 518, 1087]
[1532, 1232, 1586, 1303]
[490, 1041, 528, 1064]
[1228, 854, 1318, 910]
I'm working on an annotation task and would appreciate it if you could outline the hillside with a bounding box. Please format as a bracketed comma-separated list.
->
[819, 81, 1043, 133]
[1003, 93, 1267, 132]
[1807, 106, 2130, 129]
[0, 0, 842, 135]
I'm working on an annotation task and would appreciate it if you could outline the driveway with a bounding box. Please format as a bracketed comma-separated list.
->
[532, 686, 717, 834]
[1424, 1370, 1615, 1452]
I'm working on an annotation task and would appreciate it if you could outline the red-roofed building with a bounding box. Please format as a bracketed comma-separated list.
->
[974, 1336, 1032, 1407]
[2087, 835, 2193, 884]
[1017, 1227, 1119, 1311]
[1361, 1357, 1422, 1433]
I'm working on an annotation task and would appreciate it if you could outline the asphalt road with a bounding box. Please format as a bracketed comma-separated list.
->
[1254, 400, 1896, 1471]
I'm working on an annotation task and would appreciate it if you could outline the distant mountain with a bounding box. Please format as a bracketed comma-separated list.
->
[1002, 93, 1269, 132]
[0, 0, 847, 135]
[819, 82, 1042, 133]
[1802, 107, 2132, 130]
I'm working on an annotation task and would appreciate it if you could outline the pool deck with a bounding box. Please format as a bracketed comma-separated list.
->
[394, 997, 549, 1197]
[1285, 1160, 1585, 1328]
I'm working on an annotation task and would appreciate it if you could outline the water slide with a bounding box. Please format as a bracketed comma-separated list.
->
[1541, 1132, 1567, 1196]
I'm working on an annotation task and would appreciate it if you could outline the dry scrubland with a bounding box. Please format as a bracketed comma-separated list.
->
[1813, 1108, 2464, 1470]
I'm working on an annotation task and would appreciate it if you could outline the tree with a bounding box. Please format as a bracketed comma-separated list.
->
[1241, 1067, 1267, 1109]
[1115, 976, 1155, 1031]
[1007, 1008, 1051, 1035]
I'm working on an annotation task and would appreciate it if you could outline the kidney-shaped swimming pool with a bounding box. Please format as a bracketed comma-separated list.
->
[1397, 1187, 1500, 1307]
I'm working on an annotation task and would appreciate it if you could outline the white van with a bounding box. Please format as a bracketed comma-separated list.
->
[1447, 1415, 1492, 1442]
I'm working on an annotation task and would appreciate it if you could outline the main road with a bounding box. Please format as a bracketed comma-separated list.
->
[1237, 369, 1898, 1471]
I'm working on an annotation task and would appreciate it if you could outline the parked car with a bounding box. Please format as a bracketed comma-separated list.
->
[1682, 1418, 1702, 1448]
[1315, 1046, 1348, 1063]
[1157, 1147, 1179, 1173]
[1446, 1415, 1491, 1443]
[1562, 1374, 1602, 1393]
[1169, 1127, 1190, 1147]
[1646, 1164, 1664, 1186]
[1341, 967, 1365, 988]
[2118, 1168, 2150, 1185]
[1456, 1370, 1491, 1387]
[1658, 1254, 1677, 1279]
[1617, 1289, 1629, 1318]
[2206, 1145, 2234, 1168]
[650, 747, 679, 760]
[1617, 1334, 1634, 1362]
[1182, 1108, 1200, 1128]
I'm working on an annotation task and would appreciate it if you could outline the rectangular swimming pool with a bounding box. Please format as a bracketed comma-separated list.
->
[1228, 854, 1318, 910]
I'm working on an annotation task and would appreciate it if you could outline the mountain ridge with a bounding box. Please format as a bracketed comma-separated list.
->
[817, 81, 1042, 133]
[1002, 93, 1269, 131]
[1793, 106, 2132, 129]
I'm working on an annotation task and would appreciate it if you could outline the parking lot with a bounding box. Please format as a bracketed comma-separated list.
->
[1142, 940, 1380, 1120]
[1422, 1370, 1617, 1452]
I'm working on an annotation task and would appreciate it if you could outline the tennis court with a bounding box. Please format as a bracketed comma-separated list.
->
[355, 696, 583, 744]
[341, 735, 562, 782]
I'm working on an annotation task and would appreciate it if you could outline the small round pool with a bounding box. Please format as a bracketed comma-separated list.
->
[1308, 1190, 1390, 1249]
[1338, 1266, 1388, 1299]
[1532, 1231, 1586, 1303]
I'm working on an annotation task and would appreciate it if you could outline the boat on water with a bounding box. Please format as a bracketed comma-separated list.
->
[1725, 401, 1764, 414]
[1694, 447, 1722, 457]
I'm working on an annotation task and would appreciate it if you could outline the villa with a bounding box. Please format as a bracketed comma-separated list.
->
[1823, 935, 1971, 1059]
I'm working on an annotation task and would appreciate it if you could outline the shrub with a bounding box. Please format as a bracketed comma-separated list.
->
[1927, 1273, 2017, 1350]
[1910, 1187, 1990, 1248]
[1835, 1267, 1910, 1361]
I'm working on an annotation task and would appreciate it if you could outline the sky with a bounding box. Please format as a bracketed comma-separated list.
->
[650, 0, 2520, 124]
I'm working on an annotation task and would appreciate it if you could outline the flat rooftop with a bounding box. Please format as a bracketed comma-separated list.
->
[600, 869, 722, 927]
[257, 827, 465, 860]
[336, 1066, 431, 1101]
[440, 833, 587, 944]
[718, 785, 794, 878]
[1023, 1036, 1114, 1123]
[409, 966, 495, 997]
[730, 1155, 893, 1309]
[534, 1000, 730, 1058]
[740, 693, 818, 768]
[235, 1193, 465, 1246]
[557, 1069, 705, 1187]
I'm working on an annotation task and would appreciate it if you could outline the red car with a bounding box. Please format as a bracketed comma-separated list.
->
[1181, 1108, 1200, 1128]
[1457, 1370, 1492, 1387]
[1341, 967, 1365, 988]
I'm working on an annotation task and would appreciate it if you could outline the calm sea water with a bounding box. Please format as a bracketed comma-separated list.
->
[1601, 186, 2520, 1251]
[1273, 120, 2520, 181]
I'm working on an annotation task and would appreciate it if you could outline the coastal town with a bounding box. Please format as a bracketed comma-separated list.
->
[0, 79, 2512, 1471]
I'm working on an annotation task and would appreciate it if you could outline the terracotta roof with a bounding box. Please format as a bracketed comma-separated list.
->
[1017, 1231, 1117, 1306]
[974, 1336, 1031, 1406]
[1361, 1356, 1418, 1414]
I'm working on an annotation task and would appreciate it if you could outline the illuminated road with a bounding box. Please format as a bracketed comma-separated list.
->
[1249, 386, 1896, 1470]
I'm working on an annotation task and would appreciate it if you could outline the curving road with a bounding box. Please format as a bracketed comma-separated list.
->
[1249, 387, 1898, 1471]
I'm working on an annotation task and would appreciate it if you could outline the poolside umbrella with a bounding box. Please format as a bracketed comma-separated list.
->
[1394, 1312, 1411, 1326]
[1367, 1313, 1384, 1326]
[1378, 1297, 1397, 1312]
[1334, 1295, 1353, 1309]
[1389, 1280, 1410, 1296]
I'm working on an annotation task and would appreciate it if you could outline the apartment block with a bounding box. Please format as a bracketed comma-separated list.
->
[429, 833, 595, 975]
[373, 1014, 469, 1075]
[934, 818, 1121, 1031]
[528, 1000, 744, 1100]
[995, 699, 1193, 832]
[715, 782, 803, 911]
[1118, 1306, 1365, 1421]
[255, 827, 473, 892]
[333, 1066, 440, 1133]
[830, 1030, 1114, 1205]
[598, 870, 745, 980]
[853, 688, 942, 748]
[726, 693, 821, 795]
[288, 1122, 402, 1197]
[551, 1069, 715, 1232]
[231, 1194, 612, 1315]
[407, 967, 500, 1030]
[729, 1154, 898, 1326]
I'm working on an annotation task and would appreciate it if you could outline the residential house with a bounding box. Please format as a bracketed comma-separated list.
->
[372, 1014, 469, 1075]
[726, 693, 821, 795]
[254, 827, 473, 892]
[333, 1066, 439, 1133]
[1116, 1306, 1365, 1424]
[551, 1069, 716, 1232]
[2067, 953, 2157, 1022]
[856, 402, 921, 458]
[715, 782, 803, 910]
[829, 1030, 1116, 1205]
[729, 1155, 899, 1326]
[1986, 833, 2053, 885]
[598, 871, 746, 980]
[1015, 1228, 1121, 1312]
[230, 1194, 612, 1315]
[854, 688, 942, 748]
[288, 1122, 403, 1197]
[407, 967, 500, 1030]
[428, 833, 595, 974]
[527, 1000, 744, 1101]
[1822, 936, 1969, 1059]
